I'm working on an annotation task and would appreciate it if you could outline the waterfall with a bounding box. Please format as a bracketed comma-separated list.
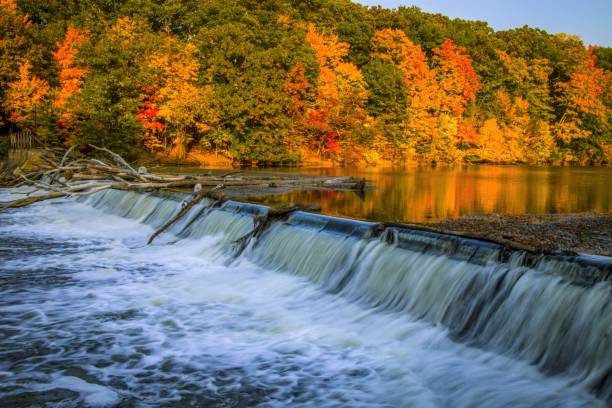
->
[79, 189, 612, 402]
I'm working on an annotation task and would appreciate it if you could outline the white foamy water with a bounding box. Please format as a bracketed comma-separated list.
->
[0, 189, 608, 407]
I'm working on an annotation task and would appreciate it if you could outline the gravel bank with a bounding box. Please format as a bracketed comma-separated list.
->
[419, 214, 612, 257]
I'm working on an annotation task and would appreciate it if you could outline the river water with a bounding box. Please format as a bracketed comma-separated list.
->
[249, 165, 611, 222]
[0, 187, 610, 407]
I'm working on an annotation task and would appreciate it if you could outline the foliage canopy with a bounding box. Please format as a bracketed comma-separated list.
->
[1, 0, 610, 165]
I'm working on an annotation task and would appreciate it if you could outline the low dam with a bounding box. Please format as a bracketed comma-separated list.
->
[0, 188, 610, 407]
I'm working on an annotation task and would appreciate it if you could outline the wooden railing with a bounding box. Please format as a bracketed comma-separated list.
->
[8, 130, 44, 149]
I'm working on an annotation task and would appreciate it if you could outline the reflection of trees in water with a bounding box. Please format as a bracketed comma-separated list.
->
[257, 166, 610, 223]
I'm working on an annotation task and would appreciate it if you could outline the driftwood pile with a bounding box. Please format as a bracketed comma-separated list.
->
[0, 145, 370, 244]
[0, 145, 229, 209]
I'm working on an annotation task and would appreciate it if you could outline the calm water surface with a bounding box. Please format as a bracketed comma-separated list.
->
[248, 165, 611, 222]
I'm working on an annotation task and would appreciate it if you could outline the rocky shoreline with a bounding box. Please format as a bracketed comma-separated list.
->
[419, 213, 612, 257]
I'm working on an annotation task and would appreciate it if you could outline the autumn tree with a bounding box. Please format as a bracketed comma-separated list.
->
[496, 50, 553, 122]
[526, 120, 555, 163]
[476, 91, 531, 163]
[371, 28, 433, 99]
[53, 27, 89, 109]
[370, 28, 434, 160]
[285, 63, 310, 119]
[0, 0, 42, 126]
[4, 61, 49, 127]
[553, 47, 609, 163]
[304, 23, 368, 157]
[370, 29, 467, 162]
[136, 85, 165, 150]
[432, 39, 480, 116]
[146, 37, 217, 158]
[477, 118, 506, 162]
[284, 62, 311, 149]
[430, 39, 481, 162]
[555, 48, 606, 140]
[52, 26, 90, 142]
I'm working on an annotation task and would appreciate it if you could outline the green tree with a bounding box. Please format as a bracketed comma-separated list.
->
[71, 17, 154, 158]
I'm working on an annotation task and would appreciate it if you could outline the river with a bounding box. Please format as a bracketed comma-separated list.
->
[247, 165, 611, 222]
[0, 186, 609, 407]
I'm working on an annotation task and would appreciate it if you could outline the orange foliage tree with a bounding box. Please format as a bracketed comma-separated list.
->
[285, 63, 309, 118]
[430, 39, 481, 162]
[0, 0, 17, 14]
[284, 62, 310, 149]
[0, 0, 38, 126]
[554, 47, 607, 144]
[5, 61, 49, 126]
[304, 23, 368, 156]
[371, 28, 433, 96]
[432, 39, 480, 116]
[52, 26, 90, 140]
[371, 29, 436, 159]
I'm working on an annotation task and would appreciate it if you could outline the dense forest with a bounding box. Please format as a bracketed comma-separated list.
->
[1, 0, 610, 166]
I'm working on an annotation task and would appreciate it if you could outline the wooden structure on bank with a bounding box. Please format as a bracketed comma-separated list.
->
[1, 130, 47, 180]
[7, 130, 44, 150]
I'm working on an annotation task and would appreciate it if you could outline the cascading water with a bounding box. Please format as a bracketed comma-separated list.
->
[1, 188, 610, 407]
[250, 212, 612, 400]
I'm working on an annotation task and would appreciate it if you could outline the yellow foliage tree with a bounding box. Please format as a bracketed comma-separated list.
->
[477, 91, 532, 162]
[5, 61, 49, 126]
[429, 114, 461, 163]
[496, 50, 554, 120]
[526, 120, 555, 163]
[477, 118, 506, 162]
[147, 37, 216, 158]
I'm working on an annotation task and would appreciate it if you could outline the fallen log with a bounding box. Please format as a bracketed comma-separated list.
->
[0, 192, 66, 210]
[88, 144, 146, 181]
[147, 185, 224, 245]
[49, 145, 77, 185]
[147, 194, 208, 245]
[232, 203, 321, 255]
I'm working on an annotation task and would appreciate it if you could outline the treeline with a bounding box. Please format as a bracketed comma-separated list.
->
[1, 0, 610, 165]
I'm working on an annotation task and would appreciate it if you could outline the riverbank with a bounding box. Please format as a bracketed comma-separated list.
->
[418, 213, 612, 257]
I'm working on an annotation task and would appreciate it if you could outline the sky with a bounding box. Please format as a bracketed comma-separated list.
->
[354, 0, 612, 46]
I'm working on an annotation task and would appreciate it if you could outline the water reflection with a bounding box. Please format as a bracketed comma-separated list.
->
[249, 165, 611, 222]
